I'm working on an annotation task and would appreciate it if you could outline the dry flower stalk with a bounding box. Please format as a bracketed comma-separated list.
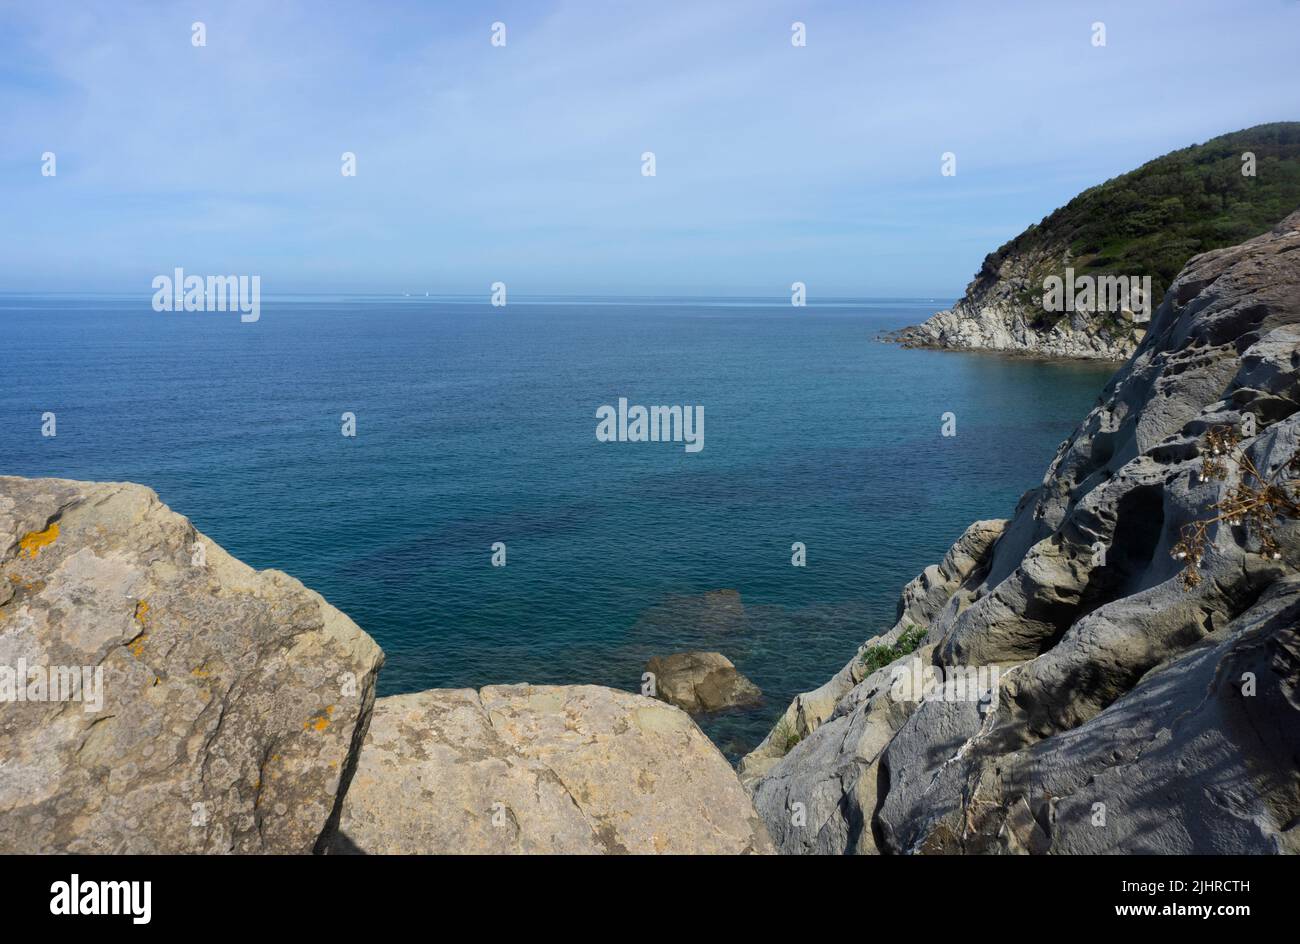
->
[1172, 423, 1300, 589]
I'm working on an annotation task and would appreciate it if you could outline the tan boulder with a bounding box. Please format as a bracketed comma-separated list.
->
[0, 477, 384, 853]
[645, 651, 761, 713]
[333, 684, 774, 854]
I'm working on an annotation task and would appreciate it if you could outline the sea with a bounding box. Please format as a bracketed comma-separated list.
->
[1, 294, 1114, 758]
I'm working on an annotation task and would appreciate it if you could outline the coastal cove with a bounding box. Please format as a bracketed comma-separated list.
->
[0, 295, 1113, 757]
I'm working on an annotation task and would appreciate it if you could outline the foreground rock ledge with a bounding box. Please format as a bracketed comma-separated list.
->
[0, 477, 384, 853]
[333, 685, 775, 854]
[0, 478, 772, 855]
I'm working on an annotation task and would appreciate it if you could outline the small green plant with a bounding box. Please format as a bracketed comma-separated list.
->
[770, 716, 801, 753]
[859, 624, 928, 673]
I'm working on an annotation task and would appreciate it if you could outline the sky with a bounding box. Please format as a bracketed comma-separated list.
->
[1, 0, 1298, 298]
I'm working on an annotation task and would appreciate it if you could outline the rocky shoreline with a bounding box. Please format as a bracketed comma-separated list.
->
[4, 213, 1298, 854]
[889, 125, 1300, 363]
[886, 300, 1140, 362]
[0, 477, 773, 853]
[744, 210, 1300, 854]
[879, 326, 1131, 364]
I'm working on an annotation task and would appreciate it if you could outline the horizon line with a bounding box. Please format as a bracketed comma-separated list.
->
[0, 290, 957, 302]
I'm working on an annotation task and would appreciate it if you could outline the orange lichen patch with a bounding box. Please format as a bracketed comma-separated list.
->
[190, 667, 213, 678]
[304, 707, 335, 733]
[129, 633, 149, 658]
[134, 600, 150, 622]
[19, 523, 59, 558]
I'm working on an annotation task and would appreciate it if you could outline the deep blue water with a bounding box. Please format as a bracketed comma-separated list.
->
[0, 295, 1112, 757]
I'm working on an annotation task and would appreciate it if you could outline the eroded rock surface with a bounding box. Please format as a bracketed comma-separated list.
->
[334, 684, 774, 854]
[0, 477, 384, 853]
[750, 211, 1300, 854]
[738, 518, 1005, 784]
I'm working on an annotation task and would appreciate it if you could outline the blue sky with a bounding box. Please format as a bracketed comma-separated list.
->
[2, 0, 1298, 297]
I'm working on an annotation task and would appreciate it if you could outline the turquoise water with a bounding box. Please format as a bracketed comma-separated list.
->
[1, 295, 1113, 757]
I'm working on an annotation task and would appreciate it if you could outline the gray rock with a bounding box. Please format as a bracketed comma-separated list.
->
[748, 648, 926, 854]
[738, 518, 1005, 784]
[891, 295, 1140, 361]
[886, 219, 1143, 361]
[0, 477, 384, 853]
[333, 684, 774, 854]
[750, 210, 1300, 854]
[881, 578, 1300, 854]
[645, 651, 761, 713]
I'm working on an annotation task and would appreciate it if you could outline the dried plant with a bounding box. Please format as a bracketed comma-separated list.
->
[1172, 423, 1300, 588]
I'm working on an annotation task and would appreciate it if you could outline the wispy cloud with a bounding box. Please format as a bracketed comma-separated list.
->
[2, 0, 1297, 295]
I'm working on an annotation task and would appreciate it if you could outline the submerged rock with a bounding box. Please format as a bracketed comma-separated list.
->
[333, 684, 774, 854]
[645, 651, 762, 713]
[0, 477, 384, 853]
[700, 588, 744, 614]
[630, 588, 750, 643]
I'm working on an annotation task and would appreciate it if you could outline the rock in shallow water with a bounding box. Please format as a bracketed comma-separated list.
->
[645, 650, 762, 713]
[333, 684, 774, 854]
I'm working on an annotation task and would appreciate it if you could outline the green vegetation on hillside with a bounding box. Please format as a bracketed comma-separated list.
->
[976, 123, 1300, 318]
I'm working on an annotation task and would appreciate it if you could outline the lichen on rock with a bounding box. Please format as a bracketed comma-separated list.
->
[0, 477, 385, 853]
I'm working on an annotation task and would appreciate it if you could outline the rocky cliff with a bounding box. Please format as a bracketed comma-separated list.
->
[746, 210, 1300, 854]
[0, 478, 770, 854]
[891, 123, 1300, 361]
[890, 252, 1148, 360]
[7, 213, 1299, 856]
